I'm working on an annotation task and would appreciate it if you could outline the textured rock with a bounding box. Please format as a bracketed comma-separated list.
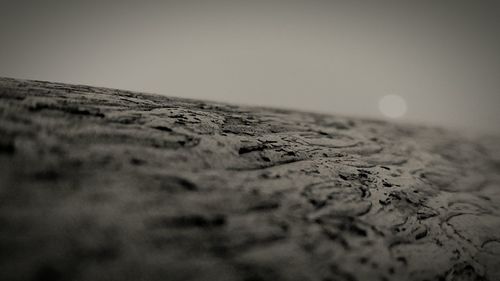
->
[0, 77, 499, 281]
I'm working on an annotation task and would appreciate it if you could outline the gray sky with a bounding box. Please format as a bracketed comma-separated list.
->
[1, 0, 499, 133]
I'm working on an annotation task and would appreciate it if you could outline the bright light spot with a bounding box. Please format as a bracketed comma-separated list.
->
[378, 94, 407, 118]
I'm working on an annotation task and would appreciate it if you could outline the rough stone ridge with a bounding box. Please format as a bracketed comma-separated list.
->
[0, 77, 499, 281]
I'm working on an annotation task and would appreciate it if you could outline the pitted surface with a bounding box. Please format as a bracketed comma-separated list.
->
[0, 77, 499, 281]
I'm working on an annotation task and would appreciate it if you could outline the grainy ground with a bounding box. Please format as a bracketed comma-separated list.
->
[0, 77, 499, 281]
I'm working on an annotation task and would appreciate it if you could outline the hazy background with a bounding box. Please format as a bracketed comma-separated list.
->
[1, 0, 499, 133]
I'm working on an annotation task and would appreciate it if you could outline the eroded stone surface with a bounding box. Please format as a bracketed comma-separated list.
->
[0, 77, 499, 281]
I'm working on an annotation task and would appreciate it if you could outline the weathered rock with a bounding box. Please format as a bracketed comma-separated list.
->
[0, 77, 499, 281]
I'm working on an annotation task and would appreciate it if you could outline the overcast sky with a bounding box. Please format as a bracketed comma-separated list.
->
[1, 0, 499, 133]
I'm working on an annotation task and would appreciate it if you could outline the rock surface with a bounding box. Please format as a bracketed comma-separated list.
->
[0, 77, 499, 281]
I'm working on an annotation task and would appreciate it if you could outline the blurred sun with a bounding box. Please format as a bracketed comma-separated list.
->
[378, 94, 407, 118]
